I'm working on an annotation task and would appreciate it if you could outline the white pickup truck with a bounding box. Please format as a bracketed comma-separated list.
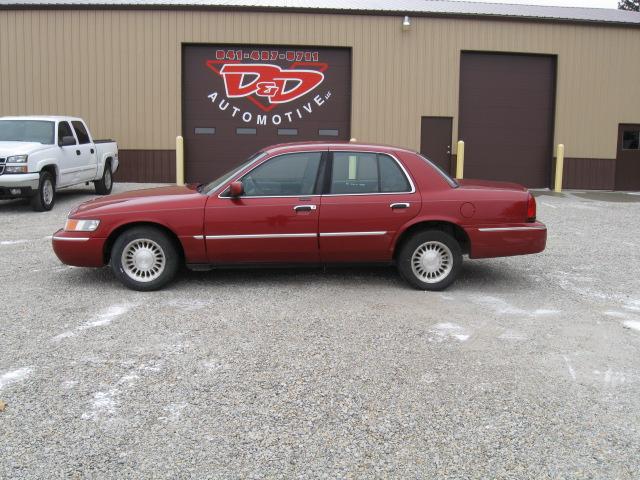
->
[0, 116, 118, 211]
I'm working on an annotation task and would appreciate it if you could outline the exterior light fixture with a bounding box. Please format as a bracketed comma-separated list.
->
[402, 16, 411, 31]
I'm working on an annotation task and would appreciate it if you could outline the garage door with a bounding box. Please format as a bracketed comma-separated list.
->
[182, 45, 351, 183]
[458, 52, 556, 188]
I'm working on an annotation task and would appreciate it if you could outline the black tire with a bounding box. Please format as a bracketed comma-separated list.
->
[31, 171, 56, 212]
[397, 230, 462, 291]
[94, 162, 113, 195]
[110, 226, 180, 291]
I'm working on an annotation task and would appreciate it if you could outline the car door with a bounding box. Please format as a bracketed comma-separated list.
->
[319, 150, 421, 263]
[56, 121, 80, 186]
[71, 120, 98, 181]
[203, 150, 325, 264]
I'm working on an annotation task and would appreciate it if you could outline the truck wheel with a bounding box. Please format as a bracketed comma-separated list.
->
[94, 162, 113, 195]
[110, 226, 180, 291]
[31, 171, 56, 212]
[397, 230, 462, 291]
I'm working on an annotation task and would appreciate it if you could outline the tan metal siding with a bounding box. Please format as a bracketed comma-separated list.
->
[1, 10, 639, 161]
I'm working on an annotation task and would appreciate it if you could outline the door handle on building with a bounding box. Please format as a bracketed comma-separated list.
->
[390, 202, 410, 209]
[294, 205, 317, 212]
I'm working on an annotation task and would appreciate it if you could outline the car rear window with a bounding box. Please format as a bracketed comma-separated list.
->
[330, 152, 412, 194]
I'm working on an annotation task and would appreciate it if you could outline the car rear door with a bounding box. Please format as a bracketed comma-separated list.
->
[71, 120, 98, 181]
[203, 150, 326, 264]
[319, 150, 421, 263]
[56, 121, 80, 186]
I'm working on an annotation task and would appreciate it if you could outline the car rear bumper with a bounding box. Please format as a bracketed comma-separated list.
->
[466, 222, 547, 259]
[51, 229, 106, 267]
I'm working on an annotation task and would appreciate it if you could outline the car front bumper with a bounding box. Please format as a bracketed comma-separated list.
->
[51, 229, 107, 267]
[0, 173, 40, 198]
[466, 222, 547, 259]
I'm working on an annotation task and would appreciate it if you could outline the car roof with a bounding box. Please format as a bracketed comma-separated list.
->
[263, 141, 416, 156]
[0, 115, 83, 122]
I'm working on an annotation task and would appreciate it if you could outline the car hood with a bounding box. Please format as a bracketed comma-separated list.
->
[71, 184, 205, 216]
[0, 141, 51, 157]
[456, 178, 528, 192]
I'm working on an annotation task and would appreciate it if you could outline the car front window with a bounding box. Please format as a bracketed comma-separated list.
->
[204, 151, 267, 194]
[0, 120, 55, 144]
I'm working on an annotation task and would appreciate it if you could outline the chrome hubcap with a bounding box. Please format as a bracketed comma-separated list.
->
[105, 169, 112, 189]
[43, 179, 53, 205]
[411, 241, 453, 283]
[121, 238, 166, 282]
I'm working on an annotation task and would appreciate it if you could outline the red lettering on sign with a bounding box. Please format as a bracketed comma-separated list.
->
[219, 63, 325, 106]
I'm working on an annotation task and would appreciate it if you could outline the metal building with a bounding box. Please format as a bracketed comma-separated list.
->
[1, 0, 639, 189]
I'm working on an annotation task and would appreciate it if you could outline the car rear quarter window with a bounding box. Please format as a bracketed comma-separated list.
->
[379, 154, 411, 192]
[241, 151, 322, 196]
[71, 121, 91, 144]
[330, 152, 411, 194]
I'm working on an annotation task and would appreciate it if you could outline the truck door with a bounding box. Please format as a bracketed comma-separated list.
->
[56, 121, 80, 186]
[71, 120, 98, 182]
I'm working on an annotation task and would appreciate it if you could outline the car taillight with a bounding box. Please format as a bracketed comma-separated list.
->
[527, 193, 536, 222]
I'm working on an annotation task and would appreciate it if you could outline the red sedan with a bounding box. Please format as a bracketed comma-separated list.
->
[52, 142, 546, 291]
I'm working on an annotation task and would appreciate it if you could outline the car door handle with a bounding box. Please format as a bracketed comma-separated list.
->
[90, 148, 95, 154]
[294, 205, 317, 212]
[76, 150, 81, 156]
[390, 202, 410, 209]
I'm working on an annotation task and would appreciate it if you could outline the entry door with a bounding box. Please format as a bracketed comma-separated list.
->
[615, 124, 640, 191]
[203, 151, 323, 263]
[420, 117, 453, 175]
[319, 151, 420, 263]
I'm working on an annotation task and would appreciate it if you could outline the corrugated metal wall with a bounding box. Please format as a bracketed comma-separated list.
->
[1, 9, 639, 162]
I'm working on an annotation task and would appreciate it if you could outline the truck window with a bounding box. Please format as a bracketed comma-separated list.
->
[58, 121, 76, 145]
[71, 121, 91, 144]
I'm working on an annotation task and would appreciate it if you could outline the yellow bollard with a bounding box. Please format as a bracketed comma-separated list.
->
[554, 144, 564, 193]
[456, 140, 465, 179]
[176, 136, 185, 186]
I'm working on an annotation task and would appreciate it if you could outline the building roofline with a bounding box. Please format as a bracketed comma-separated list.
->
[1, 1, 639, 28]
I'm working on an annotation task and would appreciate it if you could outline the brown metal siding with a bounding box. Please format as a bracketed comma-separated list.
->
[0, 10, 640, 183]
[114, 150, 176, 183]
[561, 158, 616, 190]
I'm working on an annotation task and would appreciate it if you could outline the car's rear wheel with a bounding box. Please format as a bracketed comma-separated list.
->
[31, 171, 56, 212]
[110, 226, 179, 291]
[94, 162, 113, 195]
[397, 230, 462, 290]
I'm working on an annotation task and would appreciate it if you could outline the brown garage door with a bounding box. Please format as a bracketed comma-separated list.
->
[182, 45, 351, 183]
[458, 52, 556, 188]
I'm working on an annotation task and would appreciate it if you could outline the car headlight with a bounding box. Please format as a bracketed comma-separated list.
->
[64, 219, 101, 232]
[5, 165, 29, 173]
[6, 155, 28, 163]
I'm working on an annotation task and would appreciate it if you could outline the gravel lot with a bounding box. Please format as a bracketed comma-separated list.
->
[1, 183, 639, 479]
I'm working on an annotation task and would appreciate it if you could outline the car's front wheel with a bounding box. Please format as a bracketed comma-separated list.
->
[397, 230, 462, 290]
[31, 171, 56, 211]
[110, 226, 180, 291]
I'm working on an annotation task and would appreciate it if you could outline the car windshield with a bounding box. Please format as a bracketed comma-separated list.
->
[0, 120, 55, 144]
[416, 153, 459, 187]
[203, 151, 268, 193]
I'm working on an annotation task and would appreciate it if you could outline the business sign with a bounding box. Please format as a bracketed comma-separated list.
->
[204, 48, 334, 127]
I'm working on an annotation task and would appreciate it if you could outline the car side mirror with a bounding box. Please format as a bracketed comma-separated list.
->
[59, 136, 75, 147]
[229, 181, 244, 197]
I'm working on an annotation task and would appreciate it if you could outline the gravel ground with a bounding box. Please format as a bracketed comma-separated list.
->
[1, 183, 639, 479]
